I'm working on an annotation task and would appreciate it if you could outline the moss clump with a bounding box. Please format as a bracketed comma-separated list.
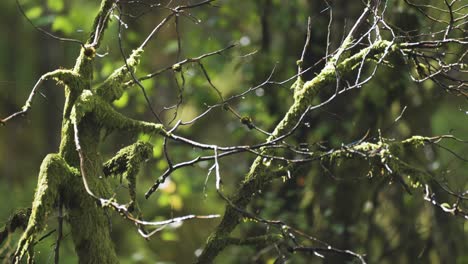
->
[402, 135, 427, 147]
[103, 141, 153, 211]
[96, 48, 144, 102]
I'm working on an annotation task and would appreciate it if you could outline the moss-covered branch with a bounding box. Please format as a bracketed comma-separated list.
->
[103, 141, 153, 211]
[95, 48, 144, 102]
[13, 154, 77, 263]
[71, 90, 165, 135]
[8, 0, 156, 262]
[197, 39, 398, 263]
[0, 69, 79, 125]
[199, 132, 438, 262]
[87, 0, 115, 47]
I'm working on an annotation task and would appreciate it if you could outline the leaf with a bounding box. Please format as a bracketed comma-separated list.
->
[25, 6, 43, 20]
[161, 231, 179, 241]
[47, 0, 64, 12]
[113, 93, 129, 108]
[52, 16, 74, 34]
[170, 195, 183, 211]
[34, 15, 56, 27]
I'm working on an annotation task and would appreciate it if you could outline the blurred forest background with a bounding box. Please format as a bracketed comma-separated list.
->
[0, 0, 467, 263]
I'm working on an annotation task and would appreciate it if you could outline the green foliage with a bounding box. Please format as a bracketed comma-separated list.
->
[52, 16, 74, 34]
[47, 0, 64, 12]
[0, 0, 466, 263]
[25, 6, 42, 20]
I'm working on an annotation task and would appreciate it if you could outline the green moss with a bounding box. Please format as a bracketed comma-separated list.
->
[96, 48, 144, 102]
[14, 154, 74, 262]
[291, 77, 304, 101]
[14, 1, 151, 263]
[355, 142, 380, 152]
[87, 0, 114, 47]
[71, 90, 164, 135]
[103, 141, 153, 211]
[73, 47, 95, 81]
[402, 135, 427, 147]
[65, 173, 119, 264]
[198, 39, 398, 263]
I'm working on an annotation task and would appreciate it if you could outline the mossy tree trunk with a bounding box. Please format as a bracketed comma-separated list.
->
[11, 1, 163, 263]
